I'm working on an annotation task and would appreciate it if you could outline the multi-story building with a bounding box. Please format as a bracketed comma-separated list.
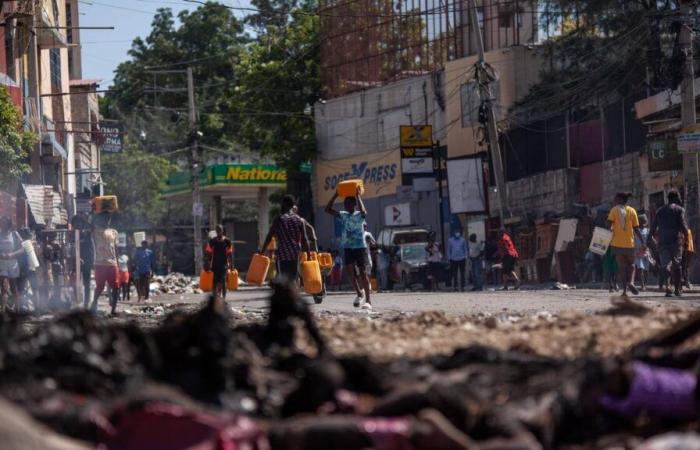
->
[314, 0, 538, 247]
[0, 0, 100, 228]
[315, 0, 683, 284]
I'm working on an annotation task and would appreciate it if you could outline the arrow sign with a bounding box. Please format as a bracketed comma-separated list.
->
[393, 206, 401, 221]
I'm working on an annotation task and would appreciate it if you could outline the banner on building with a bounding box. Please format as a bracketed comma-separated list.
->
[315, 149, 401, 206]
[98, 123, 124, 154]
[647, 139, 682, 172]
[446, 156, 486, 214]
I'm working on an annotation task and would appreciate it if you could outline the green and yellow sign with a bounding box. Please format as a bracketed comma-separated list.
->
[164, 164, 287, 196]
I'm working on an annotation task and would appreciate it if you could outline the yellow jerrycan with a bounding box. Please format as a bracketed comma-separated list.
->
[227, 269, 239, 291]
[318, 252, 333, 270]
[301, 252, 323, 295]
[336, 179, 364, 197]
[199, 270, 214, 292]
[247, 253, 270, 286]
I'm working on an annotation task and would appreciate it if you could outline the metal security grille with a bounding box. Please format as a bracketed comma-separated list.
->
[320, 0, 537, 98]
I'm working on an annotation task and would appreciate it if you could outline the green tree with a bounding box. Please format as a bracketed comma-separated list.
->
[234, 0, 320, 169]
[101, 146, 174, 228]
[104, 4, 248, 154]
[516, 0, 683, 120]
[0, 86, 35, 189]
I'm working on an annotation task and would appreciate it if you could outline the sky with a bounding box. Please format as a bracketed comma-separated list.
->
[78, 0, 250, 87]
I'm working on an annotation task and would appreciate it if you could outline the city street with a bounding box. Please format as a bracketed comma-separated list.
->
[145, 285, 700, 316]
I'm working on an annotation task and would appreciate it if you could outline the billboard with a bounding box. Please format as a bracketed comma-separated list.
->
[98, 123, 124, 154]
[446, 156, 486, 214]
[315, 149, 401, 206]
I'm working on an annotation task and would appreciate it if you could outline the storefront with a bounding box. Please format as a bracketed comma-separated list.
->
[313, 149, 446, 250]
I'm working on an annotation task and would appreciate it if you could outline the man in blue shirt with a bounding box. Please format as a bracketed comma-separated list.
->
[325, 185, 372, 309]
[133, 240, 155, 301]
[447, 230, 467, 292]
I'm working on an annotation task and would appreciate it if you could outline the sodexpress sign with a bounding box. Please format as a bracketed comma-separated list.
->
[315, 149, 402, 205]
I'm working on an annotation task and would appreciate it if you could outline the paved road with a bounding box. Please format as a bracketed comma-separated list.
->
[147, 285, 700, 316]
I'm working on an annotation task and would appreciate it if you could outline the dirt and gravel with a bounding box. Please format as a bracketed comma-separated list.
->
[4, 285, 700, 449]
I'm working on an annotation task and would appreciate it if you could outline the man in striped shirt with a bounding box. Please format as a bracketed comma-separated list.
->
[261, 195, 310, 282]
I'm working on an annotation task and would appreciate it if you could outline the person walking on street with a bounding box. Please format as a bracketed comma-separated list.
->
[117, 250, 130, 302]
[608, 192, 644, 297]
[447, 230, 467, 292]
[426, 234, 442, 291]
[261, 195, 309, 283]
[648, 190, 688, 297]
[468, 234, 484, 291]
[133, 241, 155, 301]
[325, 186, 372, 309]
[497, 230, 521, 290]
[71, 214, 94, 309]
[206, 225, 233, 299]
[635, 215, 651, 291]
[0, 218, 23, 312]
[91, 214, 120, 315]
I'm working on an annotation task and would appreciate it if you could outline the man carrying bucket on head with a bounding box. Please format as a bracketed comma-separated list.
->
[325, 185, 372, 310]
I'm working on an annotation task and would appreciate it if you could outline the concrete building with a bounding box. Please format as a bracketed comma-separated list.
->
[313, 73, 447, 247]
[314, 0, 539, 249]
[0, 0, 100, 228]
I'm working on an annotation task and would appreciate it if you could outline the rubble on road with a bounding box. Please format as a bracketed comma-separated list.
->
[2, 288, 700, 449]
[149, 273, 202, 296]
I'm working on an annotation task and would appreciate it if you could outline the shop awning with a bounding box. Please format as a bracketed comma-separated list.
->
[22, 184, 67, 227]
[163, 163, 288, 200]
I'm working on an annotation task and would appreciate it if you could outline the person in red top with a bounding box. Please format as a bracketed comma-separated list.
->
[206, 225, 233, 299]
[497, 229, 521, 290]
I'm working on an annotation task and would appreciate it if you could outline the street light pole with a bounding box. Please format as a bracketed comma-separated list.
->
[187, 67, 204, 275]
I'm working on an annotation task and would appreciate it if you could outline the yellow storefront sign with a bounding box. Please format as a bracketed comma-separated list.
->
[315, 149, 402, 206]
[400, 125, 433, 147]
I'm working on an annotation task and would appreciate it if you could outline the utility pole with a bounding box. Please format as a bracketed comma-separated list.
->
[469, 0, 508, 224]
[434, 140, 446, 252]
[187, 67, 204, 275]
[680, 16, 699, 236]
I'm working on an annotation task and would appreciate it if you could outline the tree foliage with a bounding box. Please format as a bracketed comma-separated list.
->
[235, 0, 320, 169]
[103, 3, 249, 154]
[515, 0, 684, 121]
[0, 86, 35, 189]
[101, 145, 174, 228]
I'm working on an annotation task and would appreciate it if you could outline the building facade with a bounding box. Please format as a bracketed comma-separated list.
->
[0, 0, 100, 228]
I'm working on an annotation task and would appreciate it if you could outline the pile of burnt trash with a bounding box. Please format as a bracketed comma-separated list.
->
[1, 284, 700, 449]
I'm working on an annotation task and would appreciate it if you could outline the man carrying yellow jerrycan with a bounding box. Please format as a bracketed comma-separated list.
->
[202, 224, 236, 299]
[249, 195, 328, 302]
[325, 182, 372, 310]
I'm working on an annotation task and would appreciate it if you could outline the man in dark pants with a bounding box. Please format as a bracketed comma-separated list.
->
[133, 241, 155, 301]
[447, 230, 467, 292]
[325, 186, 372, 309]
[261, 195, 309, 282]
[206, 224, 233, 299]
[649, 189, 688, 297]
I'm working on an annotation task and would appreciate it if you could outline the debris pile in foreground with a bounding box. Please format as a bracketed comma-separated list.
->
[1, 286, 700, 450]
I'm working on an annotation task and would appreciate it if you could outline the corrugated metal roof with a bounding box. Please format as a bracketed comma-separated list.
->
[22, 184, 67, 227]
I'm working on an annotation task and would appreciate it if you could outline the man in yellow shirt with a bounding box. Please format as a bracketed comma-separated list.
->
[607, 192, 645, 297]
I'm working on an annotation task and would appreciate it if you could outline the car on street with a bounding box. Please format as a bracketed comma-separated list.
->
[376, 226, 431, 247]
[397, 243, 430, 289]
